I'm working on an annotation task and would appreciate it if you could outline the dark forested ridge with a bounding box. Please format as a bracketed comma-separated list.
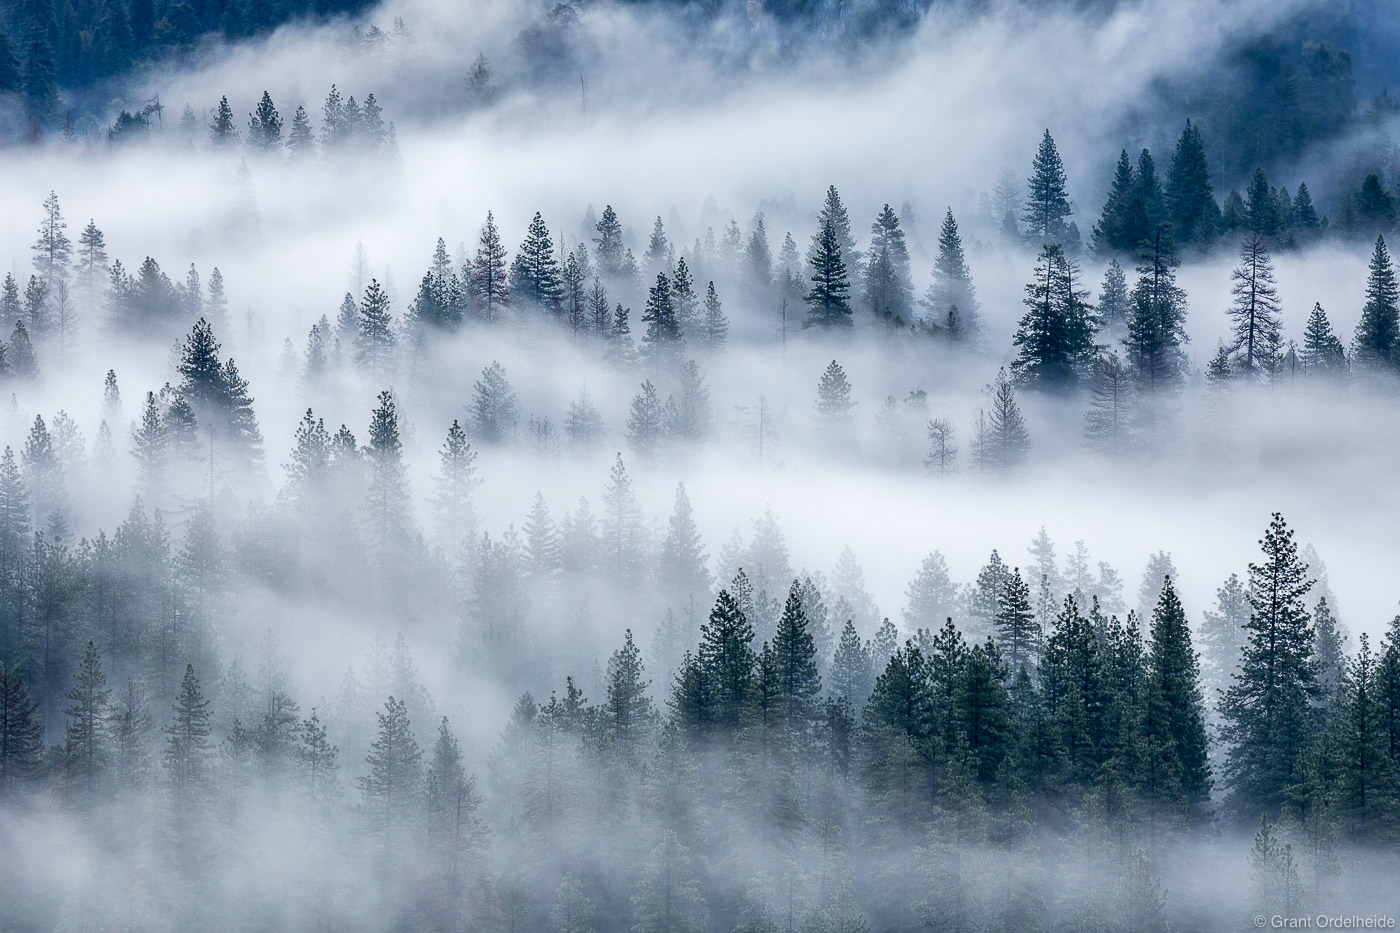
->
[0, 143, 1399, 927]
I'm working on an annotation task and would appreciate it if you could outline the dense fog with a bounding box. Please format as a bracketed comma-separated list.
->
[1, 0, 1399, 929]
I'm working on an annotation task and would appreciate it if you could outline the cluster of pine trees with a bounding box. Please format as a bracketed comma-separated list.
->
[1, 497, 1395, 929]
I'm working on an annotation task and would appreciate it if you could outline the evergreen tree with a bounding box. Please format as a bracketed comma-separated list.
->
[1023, 129, 1072, 242]
[626, 380, 666, 457]
[594, 205, 625, 279]
[359, 695, 423, 833]
[510, 212, 564, 312]
[1220, 513, 1319, 819]
[805, 214, 853, 329]
[1141, 578, 1212, 821]
[164, 664, 212, 802]
[1227, 236, 1283, 377]
[247, 90, 282, 151]
[1083, 352, 1136, 456]
[631, 831, 708, 933]
[640, 273, 684, 362]
[1092, 150, 1148, 255]
[603, 630, 658, 765]
[924, 208, 980, 339]
[363, 390, 410, 565]
[356, 280, 396, 378]
[697, 588, 757, 734]
[471, 361, 518, 443]
[209, 95, 237, 147]
[815, 360, 856, 437]
[0, 663, 45, 797]
[865, 204, 913, 326]
[287, 105, 315, 157]
[1123, 230, 1189, 390]
[62, 640, 111, 804]
[830, 617, 874, 710]
[1351, 235, 1399, 370]
[470, 211, 511, 322]
[1300, 303, 1346, 373]
[698, 282, 728, 355]
[773, 580, 822, 732]
[1164, 120, 1220, 247]
[995, 568, 1039, 674]
[1010, 243, 1096, 390]
[1097, 259, 1130, 338]
[32, 190, 71, 285]
[984, 369, 1031, 471]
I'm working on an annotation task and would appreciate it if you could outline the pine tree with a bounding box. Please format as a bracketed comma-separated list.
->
[1300, 303, 1346, 373]
[1227, 236, 1283, 377]
[631, 831, 708, 933]
[995, 568, 1039, 674]
[431, 419, 479, 551]
[0, 663, 45, 797]
[1097, 259, 1130, 339]
[130, 391, 167, 500]
[1335, 634, 1399, 839]
[626, 380, 666, 457]
[564, 388, 606, 454]
[698, 588, 757, 733]
[603, 630, 658, 765]
[209, 95, 237, 147]
[359, 695, 423, 833]
[1164, 120, 1220, 247]
[356, 280, 396, 379]
[865, 204, 913, 326]
[924, 418, 956, 476]
[164, 664, 212, 801]
[659, 482, 710, 601]
[1351, 235, 1399, 370]
[1141, 578, 1212, 821]
[698, 281, 728, 355]
[247, 90, 282, 151]
[985, 369, 1031, 471]
[645, 216, 670, 272]
[1023, 129, 1072, 242]
[287, 105, 315, 157]
[470, 211, 511, 322]
[1010, 243, 1096, 390]
[1092, 150, 1145, 255]
[815, 360, 856, 437]
[1083, 352, 1136, 456]
[1220, 513, 1319, 819]
[510, 212, 564, 312]
[805, 214, 853, 329]
[1123, 230, 1189, 391]
[640, 273, 684, 362]
[32, 190, 71, 285]
[594, 205, 625, 279]
[602, 454, 643, 586]
[924, 208, 980, 339]
[773, 580, 822, 732]
[363, 390, 410, 567]
[9, 319, 37, 380]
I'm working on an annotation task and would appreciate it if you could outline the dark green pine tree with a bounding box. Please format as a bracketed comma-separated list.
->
[1351, 235, 1399, 370]
[923, 207, 980, 340]
[1333, 635, 1400, 839]
[865, 204, 913, 326]
[773, 580, 821, 733]
[697, 588, 757, 735]
[1123, 230, 1189, 391]
[1038, 594, 1108, 787]
[593, 205, 625, 278]
[209, 95, 237, 147]
[640, 273, 684, 362]
[356, 280, 396, 379]
[995, 568, 1039, 675]
[1164, 120, 1220, 248]
[359, 695, 423, 834]
[0, 663, 45, 798]
[1220, 514, 1319, 820]
[1010, 243, 1096, 390]
[509, 212, 564, 313]
[1244, 168, 1280, 238]
[176, 317, 225, 413]
[470, 211, 511, 323]
[954, 637, 1011, 783]
[21, 20, 59, 122]
[699, 282, 727, 355]
[1023, 129, 1072, 243]
[805, 215, 853, 328]
[1300, 302, 1346, 373]
[63, 640, 112, 804]
[1092, 150, 1145, 255]
[1140, 578, 1212, 822]
[829, 618, 874, 710]
[247, 91, 282, 152]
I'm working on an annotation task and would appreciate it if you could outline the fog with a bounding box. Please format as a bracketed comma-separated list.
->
[1, 0, 1399, 928]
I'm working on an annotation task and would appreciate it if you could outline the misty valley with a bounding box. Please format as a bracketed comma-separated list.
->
[2, 0, 1400, 930]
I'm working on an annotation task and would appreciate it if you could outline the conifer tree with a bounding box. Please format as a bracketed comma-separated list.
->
[356, 280, 396, 379]
[1227, 236, 1283, 378]
[985, 369, 1031, 470]
[209, 95, 237, 147]
[659, 483, 710, 601]
[287, 105, 315, 157]
[164, 664, 212, 803]
[1092, 150, 1145, 255]
[1300, 303, 1346, 373]
[805, 214, 853, 329]
[995, 569, 1038, 674]
[1164, 120, 1220, 247]
[698, 588, 757, 733]
[626, 380, 666, 457]
[363, 390, 410, 565]
[9, 319, 37, 380]
[865, 204, 913, 326]
[247, 91, 282, 151]
[470, 211, 511, 322]
[471, 361, 518, 443]
[773, 580, 822, 732]
[510, 212, 564, 312]
[1351, 235, 1399, 370]
[924, 208, 980, 340]
[1220, 513, 1319, 819]
[603, 630, 658, 765]
[1123, 230, 1189, 391]
[1097, 259, 1130, 338]
[1142, 578, 1212, 821]
[602, 453, 643, 585]
[32, 190, 71, 285]
[359, 695, 423, 833]
[631, 831, 708, 933]
[431, 419, 479, 551]
[1083, 352, 1136, 456]
[0, 663, 45, 798]
[640, 273, 683, 362]
[593, 205, 625, 279]
[815, 360, 856, 437]
[645, 215, 670, 272]
[698, 282, 728, 355]
[1023, 129, 1072, 242]
[830, 618, 874, 710]
[1011, 243, 1096, 390]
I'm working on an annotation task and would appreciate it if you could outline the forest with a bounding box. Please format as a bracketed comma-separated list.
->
[2, 0, 1400, 930]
